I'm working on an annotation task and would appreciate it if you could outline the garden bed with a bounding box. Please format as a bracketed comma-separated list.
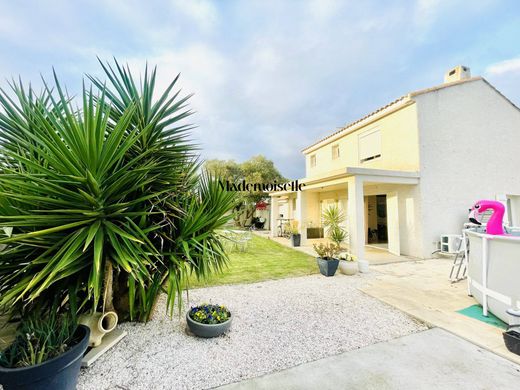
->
[78, 274, 426, 389]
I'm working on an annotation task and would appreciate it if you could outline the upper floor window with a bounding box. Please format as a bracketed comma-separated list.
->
[310, 154, 317, 168]
[359, 129, 381, 163]
[331, 144, 340, 160]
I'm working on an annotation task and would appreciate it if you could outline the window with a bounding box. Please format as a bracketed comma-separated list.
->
[359, 129, 381, 163]
[310, 154, 317, 168]
[331, 144, 340, 160]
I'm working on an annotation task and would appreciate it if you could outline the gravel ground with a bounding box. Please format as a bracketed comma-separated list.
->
[78, 274, 427, 390]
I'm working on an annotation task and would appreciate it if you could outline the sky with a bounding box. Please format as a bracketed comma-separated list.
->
[0, 0, 519, 179]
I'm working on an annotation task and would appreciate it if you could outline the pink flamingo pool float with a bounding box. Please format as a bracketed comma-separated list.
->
[469, 199, 505, 235]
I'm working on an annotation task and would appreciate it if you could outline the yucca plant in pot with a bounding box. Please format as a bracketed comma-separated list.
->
[0, 59, 238, 388]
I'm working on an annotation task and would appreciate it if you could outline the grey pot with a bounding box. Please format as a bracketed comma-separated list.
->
[186, 312, 232, 338]
[290, 234, 301, 247]
[0, 325, 89, 390]
[317, 257, 339, 277]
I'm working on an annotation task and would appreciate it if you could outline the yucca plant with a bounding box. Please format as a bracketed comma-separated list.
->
[0, 60, 237, 321]
[321, 204, 348, 247]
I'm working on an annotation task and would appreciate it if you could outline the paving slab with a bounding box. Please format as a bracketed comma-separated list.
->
[219, 328, 520, 390]
[361, 259, 520, 364]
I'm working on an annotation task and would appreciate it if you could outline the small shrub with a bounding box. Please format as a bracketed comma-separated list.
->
[189, 304, 231, 325]
[313, 243, 340, 259]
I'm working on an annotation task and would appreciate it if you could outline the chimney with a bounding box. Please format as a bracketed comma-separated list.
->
[444, 65, 471, 83]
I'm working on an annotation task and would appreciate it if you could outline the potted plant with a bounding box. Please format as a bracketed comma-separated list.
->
[186, 304, 232, 338]
[338, 252, 358, 275]
[0, 312, 89, 390]
[313, 242, 340, 276]
[288, 221, 301, 247]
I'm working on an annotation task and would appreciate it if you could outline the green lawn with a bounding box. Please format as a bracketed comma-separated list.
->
[189, 234, 317, 288]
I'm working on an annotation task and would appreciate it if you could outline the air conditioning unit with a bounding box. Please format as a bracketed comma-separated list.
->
[440, 234, 463, 254]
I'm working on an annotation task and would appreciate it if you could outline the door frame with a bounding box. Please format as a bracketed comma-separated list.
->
[386, 191, 400, 256]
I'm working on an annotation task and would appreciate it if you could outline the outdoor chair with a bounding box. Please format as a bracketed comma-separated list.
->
[236, 231, 252, 252]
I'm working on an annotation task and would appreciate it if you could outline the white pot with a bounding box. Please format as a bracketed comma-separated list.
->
[358, 259, 370, 273]
[79, 311, 118, 347]
[339, 260, 358, 275]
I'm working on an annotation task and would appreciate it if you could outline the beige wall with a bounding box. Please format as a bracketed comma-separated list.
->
[363, 183, 423, 257]
[304, 103, 420, 178]
[284, 181, 422, 257]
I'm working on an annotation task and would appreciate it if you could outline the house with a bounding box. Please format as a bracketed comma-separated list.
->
[270, 66, 520, 267]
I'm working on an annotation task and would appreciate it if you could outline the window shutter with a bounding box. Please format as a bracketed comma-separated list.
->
[359, 129, 381, 162]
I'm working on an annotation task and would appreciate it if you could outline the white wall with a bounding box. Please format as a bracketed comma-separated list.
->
[415, 79, 520, 257]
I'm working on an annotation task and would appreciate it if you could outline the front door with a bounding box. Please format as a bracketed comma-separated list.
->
[386, 192, 400, 256]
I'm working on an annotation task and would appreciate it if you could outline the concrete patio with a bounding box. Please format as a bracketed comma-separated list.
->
[220, 328, 520, 390]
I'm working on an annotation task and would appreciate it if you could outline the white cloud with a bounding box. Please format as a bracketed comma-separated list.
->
[0, 0, 515, 178]
[306, 0, 343, 22]
[485, 57, 520, 75]
[414, 0, 442, 25]
[484, 57, 520, 111]
[171, 0, 218, 33]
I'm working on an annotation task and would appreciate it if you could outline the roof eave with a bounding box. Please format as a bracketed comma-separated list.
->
[301, 76, 487, 156]
[302, 97, 414, 155]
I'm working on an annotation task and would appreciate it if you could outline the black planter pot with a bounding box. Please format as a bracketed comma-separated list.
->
[317, 257, 339, 277]
[290, 234, 301, 247]
[503, 329, 520, 356]
[186, 312, 232, 338]
[0, 325, 90, 390]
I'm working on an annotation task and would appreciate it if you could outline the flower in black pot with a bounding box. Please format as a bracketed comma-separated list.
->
[186, 304, 232, 338]
[313, 242, 340, 277]
[0, 311, 89, 390]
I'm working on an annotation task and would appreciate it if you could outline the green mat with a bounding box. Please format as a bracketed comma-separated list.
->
[457, 304, 507, 329]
